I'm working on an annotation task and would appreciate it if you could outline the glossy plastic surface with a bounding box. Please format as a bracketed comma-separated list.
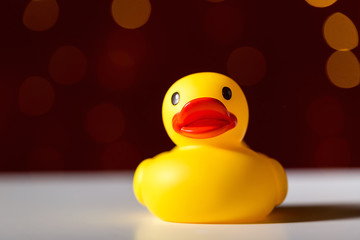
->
[133, 72, 288, 223]
[172, 97, 237, 139]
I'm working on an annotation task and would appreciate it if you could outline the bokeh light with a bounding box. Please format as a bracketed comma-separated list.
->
[323, 12, 358, 51]
[106, 29, 147, 67]
[49, 45, 87, 85]
[101, 140, 141, 169]
[111, 0, 151, 29]
[23, 0, 59, 31]
[3, 0, 360, 171]
[96, 54, 136, 91]
[227, 46, 267, 86]
[18, 76, 55, 116]
[326, 50, 360, 89]
[314, 137, 351, 167]
[306, 96, 343, 137]
[96, 29, 147, 91]
[305, 0, 337, 8]
[203, 4, 243, 45]
[85, 103, 125, 143]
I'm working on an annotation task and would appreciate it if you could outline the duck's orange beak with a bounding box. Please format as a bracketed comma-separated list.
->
[172, 97, 237, 139]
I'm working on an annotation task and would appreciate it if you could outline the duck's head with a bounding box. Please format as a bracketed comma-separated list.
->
[162, 72, 249, 149]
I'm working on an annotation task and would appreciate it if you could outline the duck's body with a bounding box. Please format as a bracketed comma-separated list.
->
[133, 72, 287, 223]
[134, 144, 287, 223]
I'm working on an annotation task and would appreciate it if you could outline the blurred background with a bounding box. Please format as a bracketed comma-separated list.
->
[0, 0, 359, 172]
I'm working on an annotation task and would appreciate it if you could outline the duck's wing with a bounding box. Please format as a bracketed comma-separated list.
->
[240, 142, 288, 205]
[133, 159, 151, 205]
[266, 157, 288, 206]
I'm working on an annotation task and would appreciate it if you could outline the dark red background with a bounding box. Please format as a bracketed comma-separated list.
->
[1, 0, 360, 171]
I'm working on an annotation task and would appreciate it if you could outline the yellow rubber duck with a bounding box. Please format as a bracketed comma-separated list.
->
[133, 72, 287, 223]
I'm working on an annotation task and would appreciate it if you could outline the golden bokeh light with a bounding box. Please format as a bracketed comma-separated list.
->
[305, 0, 337, 8]
[23, 0, 59, 31]
[18, 76, 55, 116]
[323, 12, 358, 51]
[111, 0, 151, 29]
[326, 50, 360, 89]
[227, 46, 267, 86]
[85, 103, 125, 143]
[49, 45, 87, 85]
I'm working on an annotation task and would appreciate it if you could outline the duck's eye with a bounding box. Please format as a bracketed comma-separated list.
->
[171, 92, 180, 105]
[222, 87, 232, 100]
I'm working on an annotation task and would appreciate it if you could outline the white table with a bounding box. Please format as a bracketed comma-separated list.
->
[0, 169, 359, 240]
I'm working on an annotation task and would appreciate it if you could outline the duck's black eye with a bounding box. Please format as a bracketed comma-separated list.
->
[222, 87, 232, 100]
[171, 92, 180, 105]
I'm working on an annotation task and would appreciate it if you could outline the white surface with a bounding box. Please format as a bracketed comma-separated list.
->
[0, 169, 360, 240]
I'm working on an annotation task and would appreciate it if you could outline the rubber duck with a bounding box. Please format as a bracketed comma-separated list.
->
[133, 72, 287, 223]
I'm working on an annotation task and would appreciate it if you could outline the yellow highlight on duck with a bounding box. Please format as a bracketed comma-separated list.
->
[133, 72, 287, 223]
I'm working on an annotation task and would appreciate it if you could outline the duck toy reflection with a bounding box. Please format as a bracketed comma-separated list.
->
[133, 72, 287, 223]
